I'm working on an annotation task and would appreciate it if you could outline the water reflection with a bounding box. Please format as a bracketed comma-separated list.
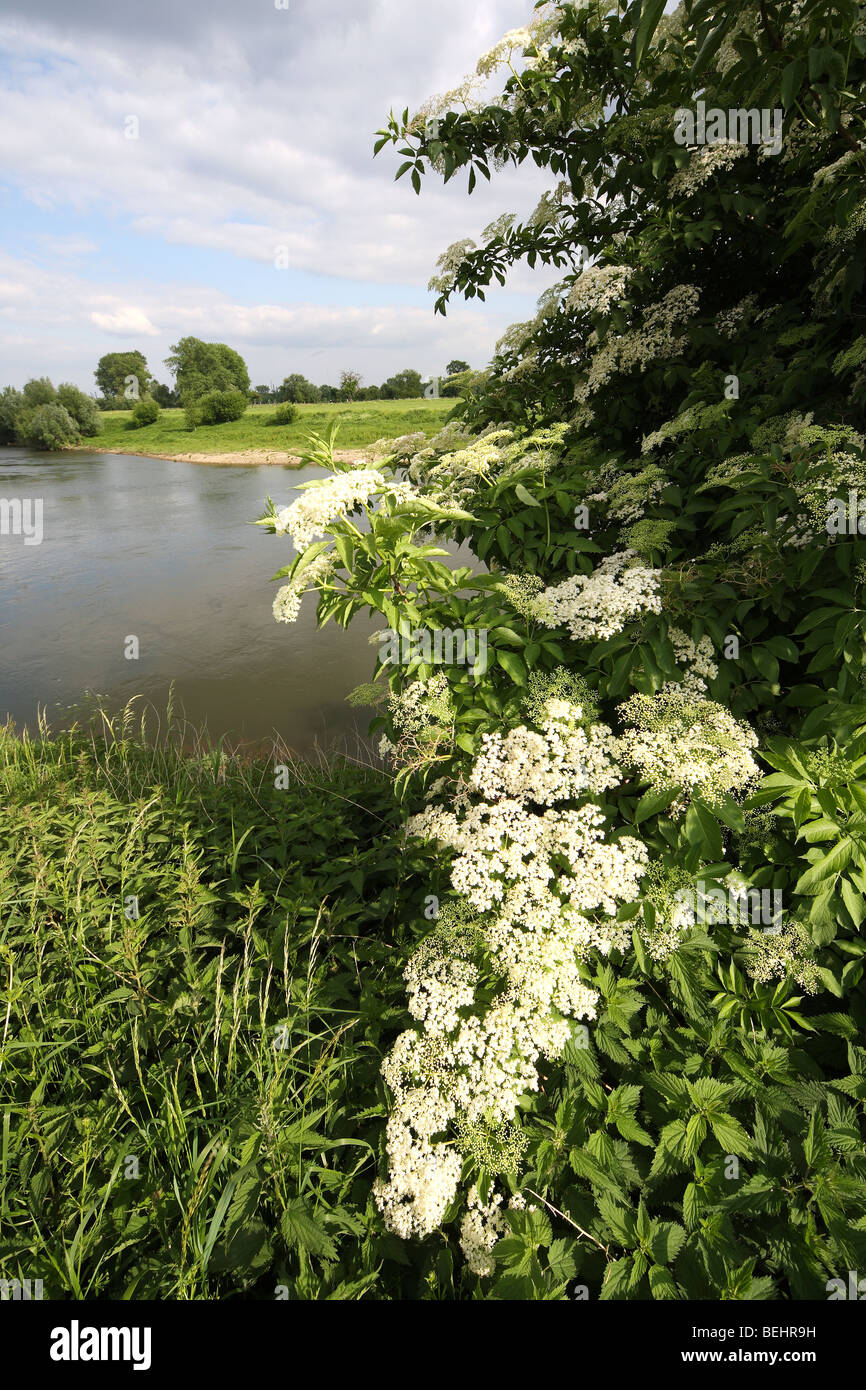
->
[0, 447, 394, 755]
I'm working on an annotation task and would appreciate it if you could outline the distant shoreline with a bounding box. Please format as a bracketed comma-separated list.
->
[65, 445, 371, 468]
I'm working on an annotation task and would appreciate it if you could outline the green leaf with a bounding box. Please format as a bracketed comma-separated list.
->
[649, 1221, 686, 1266]
[795, 839, 854, 894]
[633, 0, 667, 69]
[281, 1199, 338, 1260]
[497, 650, 527, 685]
[709, 1114, 752, 1156]
[648, 1263, 681, 1299]
[635, 785, 680, 824]
[514, 483, 542, 507]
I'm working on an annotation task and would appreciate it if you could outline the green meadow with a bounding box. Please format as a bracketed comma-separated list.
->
[79, 399, 456, 458]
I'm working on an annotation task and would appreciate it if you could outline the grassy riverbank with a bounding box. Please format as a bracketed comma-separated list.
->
[0, 709, 438, 1299]
[78, 398, 456, 460]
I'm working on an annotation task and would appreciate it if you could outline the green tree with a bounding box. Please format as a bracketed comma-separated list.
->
[22, 378, 56, 408]
[279, 374, 321, 404]
[446, 359, 470, 376]
[94, 351, 151, 403]
[57, 384, 103, 437]
[151, 382, 178, 408]
[165, 338, 250, 404]
[0, 386, 24, 444]
[187, 388, 248, 427]
[338, 370, 363, 402]
[131, 398, 160, 428]
[18, 403, 79, 450]
[380, 368, 423, 399]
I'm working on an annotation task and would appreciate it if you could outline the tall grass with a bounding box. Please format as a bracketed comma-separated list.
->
[0, 701, 437, 1299]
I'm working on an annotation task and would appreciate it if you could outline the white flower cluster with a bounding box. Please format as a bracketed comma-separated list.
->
[566, 264, 632, 317]
[666, 626, 719, 695]
[377, 673, 456, 771]
[715, 294, 759, 338]
[459, 1185, 509, 1276]
[428, 238, 478, 295]
[274, 469, 389, 551]
[526, 552, 663, 640]
[470, 701, 621, 802]
[575, 284, 700, 401]
[374, 702, 649, 1245]
[617, 689, 760, 811]
[272, 552, 336, 625]
[670, 141, 748, 195]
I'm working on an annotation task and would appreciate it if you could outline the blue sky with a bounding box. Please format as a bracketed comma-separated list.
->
[0, 0, 562, 393]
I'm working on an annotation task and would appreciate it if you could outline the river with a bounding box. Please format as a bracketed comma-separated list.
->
[0, 447, 387, 756]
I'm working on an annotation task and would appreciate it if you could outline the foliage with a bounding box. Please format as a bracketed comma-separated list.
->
[131, 398, 161, 428]
[254, 0, 866, 1297]
[57, 383, 103, 437]
[339, 371, 363, 402]
[269, 402, 299, 426]
[380, 368, 425, 400]
[166, 337, 251, 404]
[0, 707, 436, 1299]
[279, 375, 322, 404]
[17, 402, 81, 450]
[21, 377, 57, 408]
[94, 351, 152, 403]
[188, 388, 249, 427]
[0, 386, 24, 444]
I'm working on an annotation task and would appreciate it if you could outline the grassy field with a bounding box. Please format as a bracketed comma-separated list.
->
[79, 398, 457, 458]
[0, 705, 441, 1299]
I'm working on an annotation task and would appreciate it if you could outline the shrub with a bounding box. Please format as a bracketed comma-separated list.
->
[187, 388, 247, 427]
[21, 377, 56, 408]
[268, 402, 298, 426]
[17, 403, 80, 450]
[56, 384, 103, 437]
[257, 0, 866, 1300]
[0, 386, 24, 444]
[131, 397, 161, 428]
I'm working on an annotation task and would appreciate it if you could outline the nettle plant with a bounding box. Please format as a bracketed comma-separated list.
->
[260, 1, 866, 1298]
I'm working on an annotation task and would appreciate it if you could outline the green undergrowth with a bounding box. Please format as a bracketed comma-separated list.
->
[0, 708, 437, 1299]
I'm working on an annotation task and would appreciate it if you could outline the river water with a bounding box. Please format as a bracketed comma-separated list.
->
[0, 447, 386, 755]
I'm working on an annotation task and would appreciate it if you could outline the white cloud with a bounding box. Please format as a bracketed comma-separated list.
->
[0, 0, 564, 383]
[90, 306, 160, 335]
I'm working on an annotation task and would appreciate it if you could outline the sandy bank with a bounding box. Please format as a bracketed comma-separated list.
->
[69, 446, 371, 468]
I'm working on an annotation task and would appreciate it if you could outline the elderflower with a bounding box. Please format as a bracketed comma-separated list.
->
[272, 552, 336, 624]
[745, 921, 819, 995]
[275, 469, 389, 551]
[617, 689, 760, 811]
[528, 552, 663, 640]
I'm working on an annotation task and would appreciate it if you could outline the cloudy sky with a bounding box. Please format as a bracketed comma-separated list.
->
[0, 0, 561, 394]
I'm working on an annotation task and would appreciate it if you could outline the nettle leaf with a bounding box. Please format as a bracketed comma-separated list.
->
[709, 1113, 753, 1156]
[649, 1222, 686, 1266]
[546, 1238, 578, 1283]
[280, 1199, 338, 1261]
[599, 1255, 633, 1300]
[648, 1263, 681, 1299]
[597, 1193, 636, 1246]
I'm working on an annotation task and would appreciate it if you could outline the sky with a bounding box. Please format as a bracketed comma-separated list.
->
[0, 0, 562, 394]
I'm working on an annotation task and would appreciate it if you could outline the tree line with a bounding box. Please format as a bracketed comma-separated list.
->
[93, 343, 474, 409]
[0, 340, 476, 449]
